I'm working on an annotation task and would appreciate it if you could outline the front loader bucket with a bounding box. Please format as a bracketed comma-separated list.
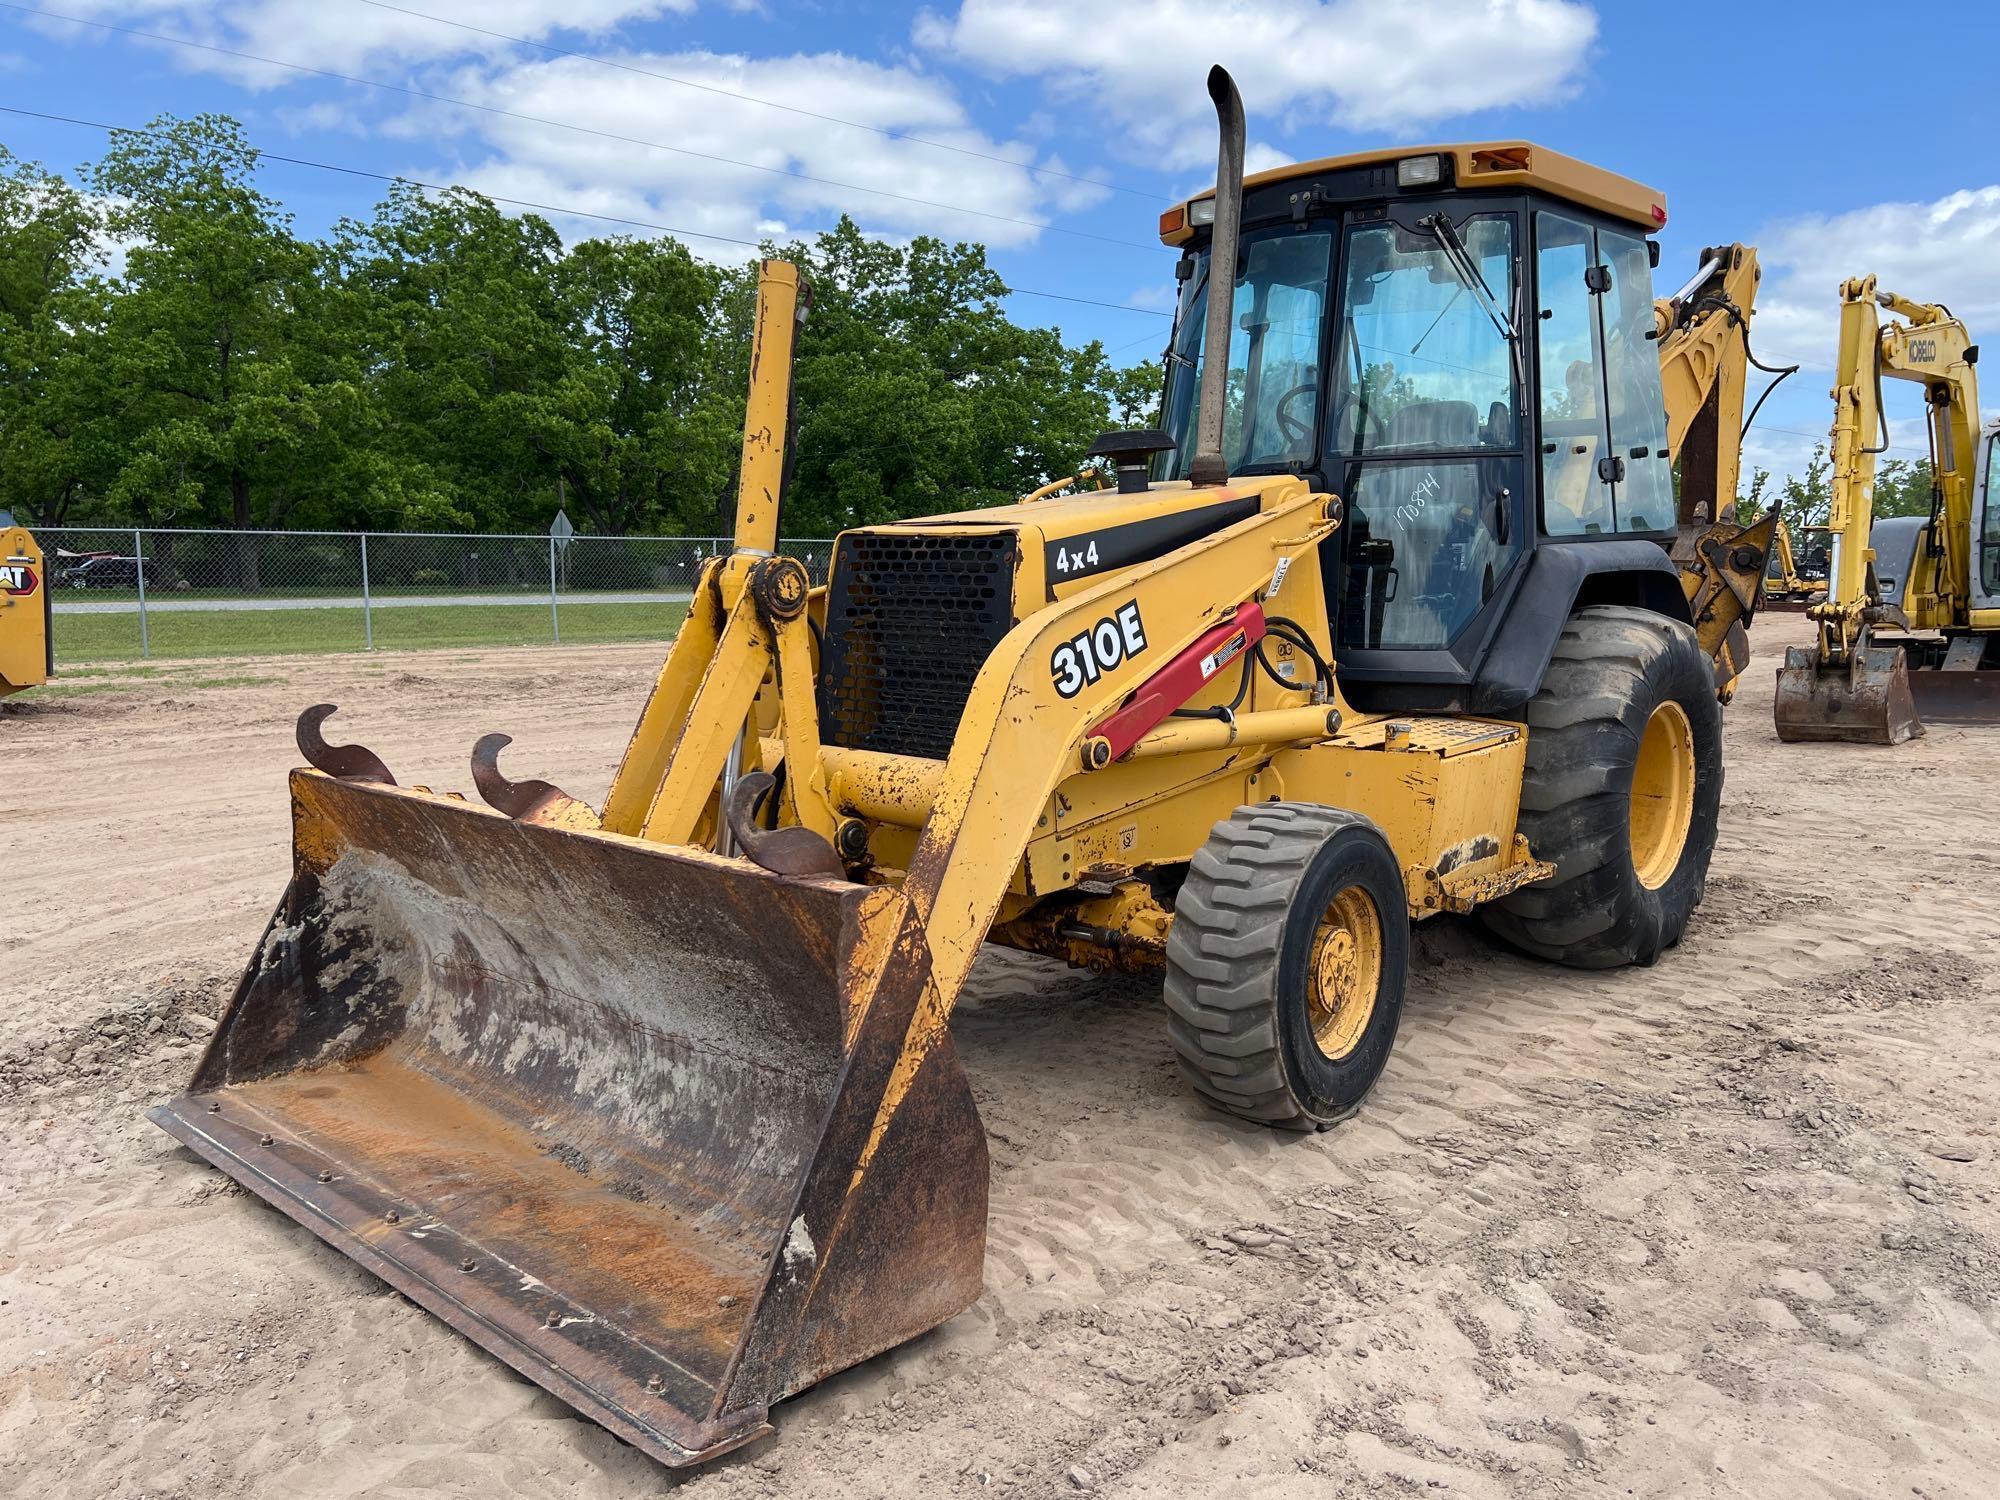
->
[1773, 644, 1924, 745]
[150, 771, 987, 1467]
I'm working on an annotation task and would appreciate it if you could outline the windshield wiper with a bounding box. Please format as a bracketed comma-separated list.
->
[1419, 214, 1517, 345]
[1419, 212, 1523, 387]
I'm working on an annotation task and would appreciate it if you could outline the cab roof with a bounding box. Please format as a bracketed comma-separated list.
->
[1161, 142, 1667, 245]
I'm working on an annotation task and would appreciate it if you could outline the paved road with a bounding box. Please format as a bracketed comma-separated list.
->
[53, 590, 695, 614]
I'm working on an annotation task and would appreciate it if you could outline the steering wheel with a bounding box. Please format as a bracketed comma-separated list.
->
[1274, 383, 1318, 447]
[1326, 390, 1389, 449]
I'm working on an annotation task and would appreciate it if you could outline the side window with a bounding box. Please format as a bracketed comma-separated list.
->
[1599, 229, 1674, 532]
[1535, 213, 1612, 535]
[1984, 434, 2000, 597]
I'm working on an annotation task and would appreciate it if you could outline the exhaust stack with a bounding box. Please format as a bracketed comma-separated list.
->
[1189, 66, 1245, 488]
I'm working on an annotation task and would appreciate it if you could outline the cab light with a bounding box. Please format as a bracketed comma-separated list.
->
[1188, 198, 1217, 226]
[1397, 154, 1442, 188]
[1158, 205, 1186, 237]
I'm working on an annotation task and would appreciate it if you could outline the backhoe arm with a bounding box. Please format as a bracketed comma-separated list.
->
[1657, 243, 1764, 533]
[1652, 243, 1780, 693]
[1822, 277, 1982, 647]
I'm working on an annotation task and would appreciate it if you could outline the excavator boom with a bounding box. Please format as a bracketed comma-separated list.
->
[1774, 276, 1993, 742]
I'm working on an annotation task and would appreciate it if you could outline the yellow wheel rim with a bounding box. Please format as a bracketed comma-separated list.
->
[1307, 885, 1384, 1060]
[1630, 700, 1695, 890]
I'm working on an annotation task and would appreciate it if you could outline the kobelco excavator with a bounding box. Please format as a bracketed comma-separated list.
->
[0, 514, 51, 698]
[153, 70, 1776, 1467]
[1775, 278, 2000, 741]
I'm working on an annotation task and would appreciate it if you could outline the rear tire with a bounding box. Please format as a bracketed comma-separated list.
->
[1165, 804, 1409, 1131]
[1482, 604, 1721, 969]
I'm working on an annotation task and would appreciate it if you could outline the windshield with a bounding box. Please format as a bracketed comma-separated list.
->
[1328, 214, 1519, 456]
[1158, 230, 1334, 478]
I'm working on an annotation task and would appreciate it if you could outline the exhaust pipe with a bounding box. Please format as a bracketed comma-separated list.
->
[1188, 66, 1245, 488]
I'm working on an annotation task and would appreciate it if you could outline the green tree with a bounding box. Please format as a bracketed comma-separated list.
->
[331, 183, 572, 532]
[1873, 456, 1937, 519]
[1734, 464, 1773, 522]
[530, 236, 737, 535]
[82, 116, 371, 579]
[0, 147, 110, 525]
[766, 218, 1155, 534]
[1, 116, 1164, 543]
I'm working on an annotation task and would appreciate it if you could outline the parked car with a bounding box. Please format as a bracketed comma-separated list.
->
[60, 555, 158, 589]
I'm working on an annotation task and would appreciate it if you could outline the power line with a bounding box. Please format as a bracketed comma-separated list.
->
[1, 2, 1156, 250]
[0, 104, 1173, 319]
[346, 0, 1157, 204]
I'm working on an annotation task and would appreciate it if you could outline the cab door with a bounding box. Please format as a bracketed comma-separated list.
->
[1534, 213, 1674, 536]
[1975, 427, 2000, 612]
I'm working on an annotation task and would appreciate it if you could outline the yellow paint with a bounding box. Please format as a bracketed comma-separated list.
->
[1164, 140, 1665, 243]
[1309, 885, 1382, 1059]
[732, 260, 801, 556]
[0, 523, 50, 697]
[1629, 701, 1694, 889]
[1820, 278, 1982, 643]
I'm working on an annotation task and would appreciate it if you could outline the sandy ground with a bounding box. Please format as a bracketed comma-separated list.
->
[2, 615, 1996, 1500]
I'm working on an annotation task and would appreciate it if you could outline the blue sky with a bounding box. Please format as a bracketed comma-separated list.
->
[5, 0, 1998, 485]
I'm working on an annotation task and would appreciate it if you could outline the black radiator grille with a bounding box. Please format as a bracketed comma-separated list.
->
[819, 531, 1018, 761]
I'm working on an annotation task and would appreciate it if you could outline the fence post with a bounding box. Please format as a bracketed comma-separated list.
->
[359, 533, 374, 649]
[548, 534, 561, 644]
[132, 527, 150, 660]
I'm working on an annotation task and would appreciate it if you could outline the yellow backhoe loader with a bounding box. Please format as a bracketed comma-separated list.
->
[1775, 278, 2000, 741]
[0, 514, 51, 698]
[153, 71, 1775, 1467]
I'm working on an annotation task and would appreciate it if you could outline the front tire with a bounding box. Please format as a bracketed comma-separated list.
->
[1165, 804, 1409, 1130]
[1482, 604, 1722, 969]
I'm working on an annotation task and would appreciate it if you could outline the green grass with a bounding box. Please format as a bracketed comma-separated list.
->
[54, 601, 688, 664]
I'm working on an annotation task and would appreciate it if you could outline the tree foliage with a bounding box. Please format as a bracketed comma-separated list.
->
[0, 116, 1160, 544]
[1736, 444, 1940, 573]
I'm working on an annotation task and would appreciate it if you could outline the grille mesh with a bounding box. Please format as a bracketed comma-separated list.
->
[819, 531, 1018, 761]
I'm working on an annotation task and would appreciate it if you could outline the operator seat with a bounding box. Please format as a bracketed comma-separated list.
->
[1384, 399, 1478, 450]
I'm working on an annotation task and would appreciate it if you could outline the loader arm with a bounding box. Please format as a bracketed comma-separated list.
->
[902, 480, 1337, 1010]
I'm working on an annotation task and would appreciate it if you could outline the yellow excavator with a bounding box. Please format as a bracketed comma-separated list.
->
[0, 514, 51, 698]
[1775, 278, 2000, 741]
[153, 71, 1776, 1467]
[1760, 515, 1824, 610]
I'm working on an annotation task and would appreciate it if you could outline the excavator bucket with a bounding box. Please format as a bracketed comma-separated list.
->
[1773, 643, 1924, 744]
[149, 770, 987, 1467]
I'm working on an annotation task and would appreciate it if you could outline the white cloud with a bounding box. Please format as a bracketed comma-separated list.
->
[916, 0, 1599, 168]
[1752, 187, 2000, 375]
[41, 0, 689, 85]
[34, 3, 1124, 254]
[1126, 280, 1178, 312]
[412, 48, 1110, 251]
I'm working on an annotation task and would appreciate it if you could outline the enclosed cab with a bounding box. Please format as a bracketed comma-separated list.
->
[1154, 143, 1687, 713]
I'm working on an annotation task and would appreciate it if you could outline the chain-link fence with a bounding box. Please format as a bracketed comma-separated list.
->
[41, 528, 837, 662]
